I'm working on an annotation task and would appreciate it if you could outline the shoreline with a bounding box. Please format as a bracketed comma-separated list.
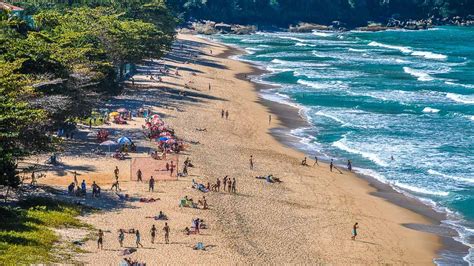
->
[217, 39, 471, 263]
[34, 33, 448, 264]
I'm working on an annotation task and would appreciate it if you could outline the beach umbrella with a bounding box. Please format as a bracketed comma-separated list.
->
[117, 108, 128, 113]
[159, 132, 171, 137]
[151, 114, 160, 120]
[99, 140, 117, 152]
[117, 136, 132, 145]
[109, 111, 120, 117]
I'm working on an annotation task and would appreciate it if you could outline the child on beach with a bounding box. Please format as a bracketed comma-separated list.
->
[97, 229, 104, 249]
[163, 223, 170, 244]
[351, 222, 359, 240]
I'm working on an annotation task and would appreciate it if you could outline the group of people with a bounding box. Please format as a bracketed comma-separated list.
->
[99, 223, 171, 250]
[209, 176, 237, 193]
[220, 109, 229, 120]
[301, 156, 353, 174]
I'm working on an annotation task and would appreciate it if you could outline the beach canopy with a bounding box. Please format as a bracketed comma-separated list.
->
[151, 114, 160, 120]
[117, 136, 132, 145]
[109, 111, 119, 117]
[117, 108, 128, 113]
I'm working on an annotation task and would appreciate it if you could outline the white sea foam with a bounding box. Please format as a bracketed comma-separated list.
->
[393, 182, 449, 196]
[368, 41, 413, 53]
[411, 51, 447, 60]
[354, 167, 388, 183]
[314, 110, 345, 124]
[297, 79, 330, 89]
[446, 93, 474, 104]
[332, 138, 389, 167]
[445, 81, 474, 89]
[368, 41, 447, 60]
[428, 169, 474, 184]
[296, 42, 317, 47]
[348, 48, 367, 52]
[422, 107, 440, 113]
[312, 31, 333, 37]
[403, 67, 434, 81]
[278, 36, 306, 42]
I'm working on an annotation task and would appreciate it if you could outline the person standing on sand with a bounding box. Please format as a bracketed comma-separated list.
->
[150, 225, 157, 244]
[313, 156, 319, 166]
[97, 229, 104, 249]
[223, 176, 228, 191]
[250, 155, 254, 170]
[149, 176, 155, 192]
[330, 159, 334, 172]
[114, 166, 119, 181]
[137, 169, 142, 182]
[163, 223, 170, 244]
[216, 177, 221, 192]
[73, 171, 78, 185]
[232, 178, 236, 193]
[118, 229, 125, 247]
[227, 178, 232, 192]
[136, 230, 144, 248]
[170, 161, 175, 176]
[269, 114, 272, 125]
[221, 109, 225, 119]
[225, 110, 229, 120]
[351, 222, 359, 240]
[347, 160, 352, 172]
[209, 83, 211, 91]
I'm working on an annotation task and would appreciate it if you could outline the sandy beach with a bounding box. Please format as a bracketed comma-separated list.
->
[35, 33, 441, 264]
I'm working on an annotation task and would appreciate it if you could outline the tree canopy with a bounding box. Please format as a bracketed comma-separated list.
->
[0, 1, 176, 187]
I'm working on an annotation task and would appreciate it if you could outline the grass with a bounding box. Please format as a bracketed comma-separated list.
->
[74, 117, 106, 127]
[0, 197, 91, 265]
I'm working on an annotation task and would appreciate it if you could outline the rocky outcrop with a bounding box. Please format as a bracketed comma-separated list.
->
[191, 21, 256, 35]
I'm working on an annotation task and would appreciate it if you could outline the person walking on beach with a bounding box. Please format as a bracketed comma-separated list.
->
[330, 159, 334, 172]
[150, 225, 157, 244]
[194, 219, 200, 234]
[225, 110, 229, 120]
[223, 176, 228, 191]
[114, 166, 119, 181]
[170, 161, 175, 176]
[149, 176, 155, 192]
[216, 177, 221, 192]
[111, 180, 120, 191]
[351, 222, 359, 240]
[250, 155, 254, 170]
[73, 171, 78, 185]
[347, 160, 352, 172]
[81, 180, 87, 196]
[97, 229, 104, 249]
[227, 178, 232, 192]
[163, 223, 170, 244]
[118, 229, 125, 247]
[135, 230, 144, 248]
[313, 156, 319, 166]
[269, 114, 272, 125]
[221, 109, 225, 119]
[208, 83, 211, 91]
[232, 177, 236, 193]
[137, 169, 143, 182]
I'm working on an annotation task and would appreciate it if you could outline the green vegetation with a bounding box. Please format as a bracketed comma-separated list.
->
[0, 197, 91, 264]
[165, 0, 474, 26]
[0, 1, 177, 188]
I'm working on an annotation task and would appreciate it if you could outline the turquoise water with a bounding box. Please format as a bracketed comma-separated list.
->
[212, 27, 474, 263]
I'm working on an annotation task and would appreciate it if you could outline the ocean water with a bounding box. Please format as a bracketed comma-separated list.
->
[211, 27, 474, 264]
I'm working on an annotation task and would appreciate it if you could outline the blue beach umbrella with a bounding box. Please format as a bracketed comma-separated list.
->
[158, 137, 169, 142]
[117, 136, 132, 145]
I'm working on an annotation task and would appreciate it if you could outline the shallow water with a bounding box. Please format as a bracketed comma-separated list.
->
[212, 27, 474, 264]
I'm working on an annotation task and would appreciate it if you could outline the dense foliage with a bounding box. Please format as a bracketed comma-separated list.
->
[166, 0, 474, 26]
[0, 1, 176, 186]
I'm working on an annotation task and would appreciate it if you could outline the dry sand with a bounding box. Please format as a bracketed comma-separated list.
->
[36, 33, 440, 264]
